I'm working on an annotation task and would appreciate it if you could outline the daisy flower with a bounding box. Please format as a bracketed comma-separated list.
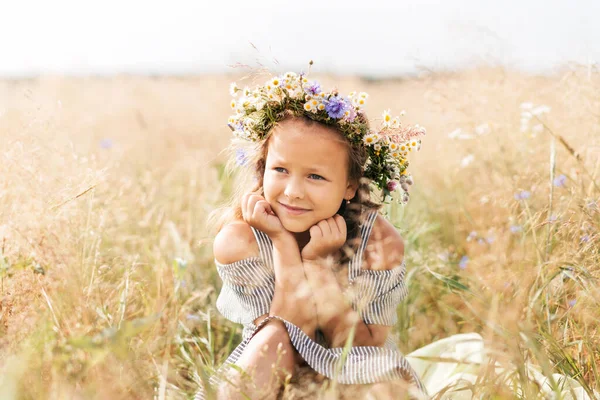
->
[382, 109, 392, 126]
[363, 133, 380, 145]
[229, 83, 240, 97]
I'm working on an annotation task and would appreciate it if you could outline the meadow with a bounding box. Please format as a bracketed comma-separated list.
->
[0, 65, 598, 399]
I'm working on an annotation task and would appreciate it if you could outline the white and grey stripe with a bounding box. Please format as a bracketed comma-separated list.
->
[197, 211, 426, 399]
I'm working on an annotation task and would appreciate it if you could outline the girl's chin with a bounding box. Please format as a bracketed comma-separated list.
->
[280, 218, 312, 233]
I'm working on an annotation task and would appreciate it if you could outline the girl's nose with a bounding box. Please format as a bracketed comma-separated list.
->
[284, 179, 304, 199]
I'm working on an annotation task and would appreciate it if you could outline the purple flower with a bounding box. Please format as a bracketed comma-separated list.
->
[485, 236, 495, 244]
[568, 299, 577, 307]
[387, 180, 400, 192]
[553, 174, 567, 187]
[235, 149, 248, 166]
[466, 231, 477, 242]
[100, 138, 113, 149]
[325, 96, 349, 119]
[548, 214, 558, 223]
[459, 255, 469, 270]
[514, 190, 531, 201]
[510, 225, 522, 234]
[304, 81, 322, 95]
[580, 235, 590, 243]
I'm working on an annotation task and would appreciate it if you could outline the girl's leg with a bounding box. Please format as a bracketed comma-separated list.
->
[218, 319, 297, 400]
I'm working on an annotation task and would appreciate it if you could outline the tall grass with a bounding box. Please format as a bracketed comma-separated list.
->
[0, 66, 598, 399]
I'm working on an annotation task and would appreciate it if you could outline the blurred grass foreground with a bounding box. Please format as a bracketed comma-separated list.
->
[0, 65, 599, 399]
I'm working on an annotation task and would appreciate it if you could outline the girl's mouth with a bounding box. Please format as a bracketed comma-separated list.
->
[279, 202, 310, 215]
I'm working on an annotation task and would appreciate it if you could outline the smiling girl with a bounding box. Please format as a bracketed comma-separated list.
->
[196, 69, 426, 399]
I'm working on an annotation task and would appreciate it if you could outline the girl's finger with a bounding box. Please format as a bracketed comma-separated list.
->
[309, 224, 323, 239]
[318, 219, 333, 237]
[333, 214, 347, 238]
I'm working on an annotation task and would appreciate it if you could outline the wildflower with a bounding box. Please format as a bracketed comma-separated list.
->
[373, 143, 382, 151]
[389, 143, 399, 151]
[270, 77, 282, 88]
[548, 214, 558, 223]
[460, 154, 475, 168]
[568, 299, 576, 307]
[304, 81, 322, 95]
[532, 105, 551, 116]
[532, 124, 544, 134]
[510, 225, 522, 234]
[235, 149, 247, 166]
[387, 181, 400, 192]
[475, 123, 490, 136]
[100, 138, 113, 149]
[459, 256, 469, 270]
[553, 174, 567, 187]
[325, 96, 349, 119]
[520, 102, 534, 110]
[580, 235, 590, 243]
[229, 82, 240, 97]
[514, 190, 531, 201]
[485, 236, 495, 244]
[467, 231, 477, 242]
[363, 133, 380, 146]
[230, 100, 237, 109]
[303, 102, 314, 112]
[382, 109, 392, 126]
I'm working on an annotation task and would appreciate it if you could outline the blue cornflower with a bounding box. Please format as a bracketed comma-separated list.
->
[235, 149, 248, 166]
[510, 225, 522, 233]
[568, 299, 577, 307]
[514, 190, 531, 201]
[325, 96, 349, 119]
[580, 235, 590, 243]
[304, 81, 322, 95]
[100, 138, 113, 149]
[553, 174, 567, 187]
[459, 255, 469, 270]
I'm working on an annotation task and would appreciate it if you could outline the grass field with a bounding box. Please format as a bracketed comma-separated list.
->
[0, 65, 599, 399]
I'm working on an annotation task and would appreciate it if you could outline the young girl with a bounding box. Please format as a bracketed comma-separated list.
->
[196, 68, 427, 400]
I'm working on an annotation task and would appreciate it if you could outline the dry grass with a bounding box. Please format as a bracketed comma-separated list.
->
[0, 65, 598, 399]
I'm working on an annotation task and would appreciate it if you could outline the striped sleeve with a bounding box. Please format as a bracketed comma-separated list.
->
[215, 257, 275, 325]
[349, 261, 408, 326]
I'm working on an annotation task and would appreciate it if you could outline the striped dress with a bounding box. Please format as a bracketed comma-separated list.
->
[196, 211, 426, 398]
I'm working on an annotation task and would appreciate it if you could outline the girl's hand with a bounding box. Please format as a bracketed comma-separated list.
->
[301, 215, 347, 262]
[241, 193, 289, 240]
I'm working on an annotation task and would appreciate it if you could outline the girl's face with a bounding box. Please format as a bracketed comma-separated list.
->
[263, 118, 358, 233]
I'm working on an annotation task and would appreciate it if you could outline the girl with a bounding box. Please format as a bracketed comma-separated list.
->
[197, 69, 427, 400]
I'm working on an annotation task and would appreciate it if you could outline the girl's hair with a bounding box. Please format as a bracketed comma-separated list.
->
[208, 110, 381, 263]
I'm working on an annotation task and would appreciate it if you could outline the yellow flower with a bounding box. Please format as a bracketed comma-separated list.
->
[399, 144, 407, 151]
[382, 109, 392, 124]
[304, 102, 314, 112]
[389, 143, 399, 151]
[358, 98, 366, 106]
[271, 77, 281, 87]
[230, 100, 236, 109]
[318, 103, 325, 111]
[311, 99, 318, 106]
[363, 133, 380, 145]
[391, 152, 400, 158]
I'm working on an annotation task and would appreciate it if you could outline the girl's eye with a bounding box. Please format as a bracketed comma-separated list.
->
[309, 174, 325, 180]
[274, 167, 287, 173]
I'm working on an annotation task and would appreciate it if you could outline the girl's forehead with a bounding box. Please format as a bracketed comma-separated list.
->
[267, 122, 349, 168]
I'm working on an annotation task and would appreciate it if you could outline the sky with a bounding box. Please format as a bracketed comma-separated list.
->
[1, 0, 599, 77]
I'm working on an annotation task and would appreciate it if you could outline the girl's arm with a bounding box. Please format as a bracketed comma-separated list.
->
[240, 193, 318, 339]
[213, 219, 318, 338]
[302, 215, 401, 348]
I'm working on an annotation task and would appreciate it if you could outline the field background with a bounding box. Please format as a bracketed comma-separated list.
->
[0, 66, 599, 399]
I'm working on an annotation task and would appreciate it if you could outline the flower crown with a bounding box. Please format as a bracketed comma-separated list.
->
[227, 66, 425, 204]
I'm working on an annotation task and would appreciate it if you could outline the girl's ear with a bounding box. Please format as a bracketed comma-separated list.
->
[345, 180, 359, 200]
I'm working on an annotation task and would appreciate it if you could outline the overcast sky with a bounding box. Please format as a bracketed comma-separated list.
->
[1, 0, 598, 77]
